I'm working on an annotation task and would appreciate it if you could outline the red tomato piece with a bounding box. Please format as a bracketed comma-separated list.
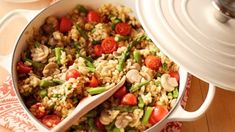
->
[17, 61, 32, 74]
[114, 86, 127, 99]
[59, 16, 73, 33]
[101, 37, 118, 54]
[93, 45, 103, 57]
[30, 103, 46, 119]
[115, 23, 132, 36]
[149, 105, 168, 125]
[65, 69, 80, 81]
[89, 76, 99, 87]
[87, 11, 101, 23]
[121, 93, 137, 106]
[144, 55, 161, 70]
[41, 114, 61, 128]
[95, 118, 106, 132]
[169, 71, 180, 82]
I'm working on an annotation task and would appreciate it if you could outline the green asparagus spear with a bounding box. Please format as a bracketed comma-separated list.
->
[55, 47, 62, 65]
[87, 86, 108, 95]
[173, 88, 179, 98]
[133, 50, 141, 63]
[40, 80, 55, 88]
[39, 89, 47, 98]
[138, 96, 144, 108]
[40, 79, 64, 88]
[24, 58, 43, 69]
[142, 107, 153, 125]
[130, 80, 150, 92]
[114, 34, 129, 42]
[117, 35, 146, 71]
[76, 25, 89, 40]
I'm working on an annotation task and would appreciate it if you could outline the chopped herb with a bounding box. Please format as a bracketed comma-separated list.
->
[74, 41, 80, 50]
[156, 72, 162, 77]
[86, 110, 97, 118]
[155, 81, 161, 87]
[34, 41, 40, 48]
[173, 88, 179, 98]
[162, 62, 168, 70]
[91, 40, 101, 45]
[88, 118, 99, 132]
[76, 4, 88, 14]
[167, 92, 173, 97]
[105, 122, 115, 130]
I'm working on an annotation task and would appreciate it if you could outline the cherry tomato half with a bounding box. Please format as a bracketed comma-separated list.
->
[89, 76, 99, 87]
[169, 71, 180, 82]
[95, 118, 106, 132]
[144, 55, 161, 71]
[41, 114, 61, 128]
[115, 22, 131, 36]
[149, 105, 168, 125]
[59, 16, 73, 33]
[121, 93, 137, 106]
[101, 37, 118, 54]
[65, 69, 80, 81]
[87, 11, 101, 23]
[17, 61, 32, 74]
[114, 86, 127, 99]
[93, 45, 103, 57]
[30, 103, 46, 119]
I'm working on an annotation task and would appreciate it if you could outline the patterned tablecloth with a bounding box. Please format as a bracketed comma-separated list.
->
[0, 0, 192, 131]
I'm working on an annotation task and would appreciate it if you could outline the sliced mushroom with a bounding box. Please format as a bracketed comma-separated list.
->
[126, 69, 142, 84]
[115, 112, 133, 129]
[129, 109, 144, 127]
[42, 62, 59, 77]
[31, 45, 50, 62]
[161, 74, 178, 92]
[99, 110, 120, 125]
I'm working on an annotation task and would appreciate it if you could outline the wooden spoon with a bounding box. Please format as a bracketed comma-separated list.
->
[50, 76, 126, 132]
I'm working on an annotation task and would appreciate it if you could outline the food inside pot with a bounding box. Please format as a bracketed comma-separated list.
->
[16, 3, 180, 131]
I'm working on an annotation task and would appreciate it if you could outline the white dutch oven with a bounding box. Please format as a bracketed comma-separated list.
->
[0, 0, 219, 132]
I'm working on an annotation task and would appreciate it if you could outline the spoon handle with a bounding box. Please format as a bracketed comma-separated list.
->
[50, 76, 126, 132]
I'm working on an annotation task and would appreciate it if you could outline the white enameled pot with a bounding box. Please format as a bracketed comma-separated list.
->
[0, 0, 216, 132]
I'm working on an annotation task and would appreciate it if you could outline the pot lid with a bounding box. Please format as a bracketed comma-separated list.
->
[136, 0, 235, 91]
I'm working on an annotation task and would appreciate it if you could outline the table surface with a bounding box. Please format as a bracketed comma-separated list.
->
[0, 1, 235, 132]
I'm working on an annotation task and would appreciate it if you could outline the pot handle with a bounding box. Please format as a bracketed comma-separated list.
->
[0, 9, 41, 73]
[168, 84, 216, 121]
